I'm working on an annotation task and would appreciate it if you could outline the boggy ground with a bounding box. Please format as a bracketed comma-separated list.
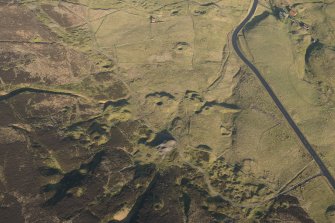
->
[0, 0, 333, 222]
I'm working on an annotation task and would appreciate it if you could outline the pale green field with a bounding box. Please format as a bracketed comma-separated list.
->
[243, 1, 335, 221]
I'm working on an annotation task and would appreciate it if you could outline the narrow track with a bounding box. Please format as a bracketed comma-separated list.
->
[0, 87, 84, 102]
[232, 0, 335, 191]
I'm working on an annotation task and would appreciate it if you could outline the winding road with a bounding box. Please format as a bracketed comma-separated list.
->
[232, 0, 335, 191]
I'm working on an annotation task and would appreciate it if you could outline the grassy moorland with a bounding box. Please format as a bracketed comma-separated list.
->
[0, 0, 334, 222]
